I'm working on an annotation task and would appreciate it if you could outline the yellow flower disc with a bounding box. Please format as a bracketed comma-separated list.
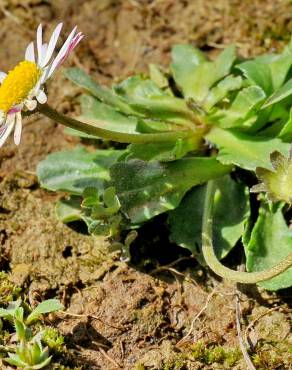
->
[0, 61, 41, 113]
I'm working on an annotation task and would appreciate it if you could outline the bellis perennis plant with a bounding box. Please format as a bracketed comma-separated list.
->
[1, 23, 292, 290]
[0, 23, 83, 147]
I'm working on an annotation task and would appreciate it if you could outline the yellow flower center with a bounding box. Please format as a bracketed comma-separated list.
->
[0, 61, 41, 113]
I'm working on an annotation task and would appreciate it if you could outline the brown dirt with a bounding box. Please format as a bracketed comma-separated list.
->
[0, 1, 292, 369]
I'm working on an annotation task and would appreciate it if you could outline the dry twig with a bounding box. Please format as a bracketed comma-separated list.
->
[235, 292, 256, 370]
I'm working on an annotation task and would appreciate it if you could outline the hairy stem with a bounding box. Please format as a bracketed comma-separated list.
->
[202, 180, 292, 283]
[38, 103, 193, 144]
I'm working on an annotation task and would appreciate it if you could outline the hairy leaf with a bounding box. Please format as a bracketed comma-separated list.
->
[244, 203, 292, 290]
[168, 175, 249, 263]
[37, 147, 124, 194]
[206, 126, 291, 171]
[110, 157, 231, 223]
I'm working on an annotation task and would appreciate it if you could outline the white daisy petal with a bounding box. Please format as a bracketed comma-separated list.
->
[36, 90, 47, 104]
[47, 26, 77, 78]
[0, 71, 7, 83]
[39, 43, 48, 67]
[0, 119, 15, 148]
[42, 22, 63, 67]
[25, 42, 35, 62]
[14, 112, 22, 145]
[37, 23, 43, 66]
[26, 99, 38, 111]
[40, 66, 50, 84]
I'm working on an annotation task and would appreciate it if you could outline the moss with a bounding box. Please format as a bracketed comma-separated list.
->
[188, 341, 241, 366]
[0, 272, 21, 303]
[252, 340, 292, 370]
[136, 364, 146, 370]
[43, 327, 65, 354]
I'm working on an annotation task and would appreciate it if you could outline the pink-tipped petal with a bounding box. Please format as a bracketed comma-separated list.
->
[14, 113, 22, 145]
[25, 42, 35, 62]
[37, 23, 43, 66]
[42, 22, 63, 67]
[47, 26, 77, 78]
[57, 32, 84, 66]
[0, 71, 7, 84]
[8, 105, 22, 114]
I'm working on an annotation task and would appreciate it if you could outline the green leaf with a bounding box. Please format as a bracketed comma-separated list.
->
[5, 354, 28, 368]
[206, 126, 291, 171]
[244, 203, 292, 290]
[57, 189, 122, 237]
[149, 64, 170, 90]
[279, 107, 292, 141]
[56, 196, 83, 223]
[79, 94, 193, 143]
[114, 75, 166, 99]
[113, 75, 196, 127]
[171, 44, 236, 102]
[203, 75, 242, 111]
[262, 78, 292, 108]
[211, 86, 266, 128]
[0, 300, 21, 320]
[236, 60, 273, 94]
[268, 37, 292, 89]
[26, 299, 64, 325]
[168, 175, 249, 263]
[65, 67, 135, 115]
[63, 127, 100, 139]
[79, 94, 139, 134]
[127, 135, 200, 162]
[37, 147, 123, 194]
[170, 44, 206, 98]
[110, 157, 231, 224]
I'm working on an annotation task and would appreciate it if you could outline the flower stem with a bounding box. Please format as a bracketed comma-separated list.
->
[202, 180, 292, 283]
[38, 103, 193, 144]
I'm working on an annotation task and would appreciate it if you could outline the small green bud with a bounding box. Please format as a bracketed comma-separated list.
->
[251, 149, 292, 204]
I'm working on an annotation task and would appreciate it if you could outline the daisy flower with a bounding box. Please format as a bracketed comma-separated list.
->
[0, 23, 83, 147]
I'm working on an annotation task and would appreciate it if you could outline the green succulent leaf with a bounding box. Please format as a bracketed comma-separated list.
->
[171, 44, 236, 102]
[236, 60, 273, 94]
[168, 175, 249, 263]
[206, 126, 291, 171]
[267, 37, 292, 89]
[149, 64, 170, 90]
[26, 299, 64, 325]
[203, 75, 242, 111]
[110, 157, 231, 224]
[5, 353, 28, 368]
[244, 203, 292, 290]
[279, 107, 292, 141]
[57, 189, 122, 237]
[37, 147, 124, 194]
[262, 78, 292, 108]
[170, 44, 206, 99]
[56, 197, 82, 226]
[0, 300, 21, 321]
[211, 86, 266, 128]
